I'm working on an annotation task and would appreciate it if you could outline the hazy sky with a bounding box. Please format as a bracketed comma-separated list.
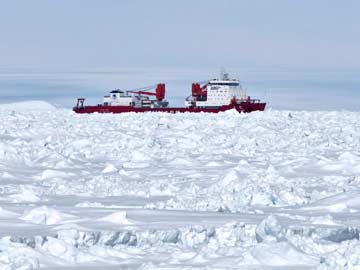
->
[1, 0, 359, 71]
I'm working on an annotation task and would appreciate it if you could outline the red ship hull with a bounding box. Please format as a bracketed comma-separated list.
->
[73, 101, 266, 114]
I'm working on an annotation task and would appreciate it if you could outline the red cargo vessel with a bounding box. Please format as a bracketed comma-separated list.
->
[73, 73, 266, 114]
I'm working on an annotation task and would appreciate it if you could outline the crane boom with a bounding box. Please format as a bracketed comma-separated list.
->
[127, 83, 165, 101]
[127, 90, 156, 96]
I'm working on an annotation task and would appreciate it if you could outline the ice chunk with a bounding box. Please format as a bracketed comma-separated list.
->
[255, 215, 284, 243]
[160, 229, 181, 243]
[215, 221, 247, 247]
[43, 237, 78, 262]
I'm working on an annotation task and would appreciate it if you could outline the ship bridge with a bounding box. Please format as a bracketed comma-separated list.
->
[208, 72, 240, 86]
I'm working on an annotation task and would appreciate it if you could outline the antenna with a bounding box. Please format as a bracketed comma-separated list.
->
[220, 67, 229, 80]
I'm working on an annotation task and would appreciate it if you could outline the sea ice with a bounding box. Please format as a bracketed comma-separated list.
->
[0, 102, 359, 269]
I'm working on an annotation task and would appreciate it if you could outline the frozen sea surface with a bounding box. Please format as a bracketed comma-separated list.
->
[0, 101, 360, 269]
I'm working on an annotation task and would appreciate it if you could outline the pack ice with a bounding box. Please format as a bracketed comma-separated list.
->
[0, 101, 360, 269]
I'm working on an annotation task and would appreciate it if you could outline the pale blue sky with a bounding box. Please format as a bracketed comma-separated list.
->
[1, 0, 359, 70]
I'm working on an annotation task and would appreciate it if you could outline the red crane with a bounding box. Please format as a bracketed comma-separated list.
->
[191, 82, 207, 97]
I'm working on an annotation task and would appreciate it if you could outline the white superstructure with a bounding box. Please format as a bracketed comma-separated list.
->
[104, 90, 136, 106]
[103, 89, 168, 108]
[185, 73, 248, 107]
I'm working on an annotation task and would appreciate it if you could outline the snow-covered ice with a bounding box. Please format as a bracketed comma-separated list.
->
[0, 101, 360, 269]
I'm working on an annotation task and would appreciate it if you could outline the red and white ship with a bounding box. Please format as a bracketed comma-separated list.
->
[73, 72, 266, 114]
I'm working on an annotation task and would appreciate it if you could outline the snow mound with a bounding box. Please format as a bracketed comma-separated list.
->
[251, 242, 318, 267]
[303, 190, 360, 212]
[0, 100, 56, 111]
[99, 211, 132, 225]
[0, 207, 18, 218]
[39, 169, 71, 180]
[102, 163, 118, 174]
[8, 189, 41, 203]
[20, 206, 74, 225]
[310, 214, 339, 225]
